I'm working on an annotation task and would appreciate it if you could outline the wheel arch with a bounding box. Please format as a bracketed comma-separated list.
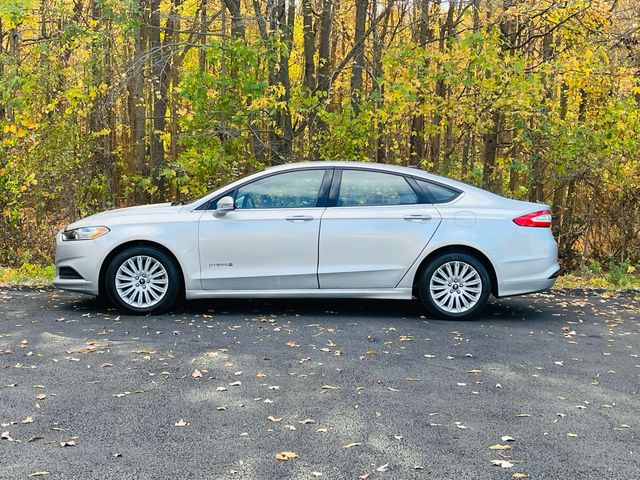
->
[412, 245, 498, 297]
[98, 240, 186, 297]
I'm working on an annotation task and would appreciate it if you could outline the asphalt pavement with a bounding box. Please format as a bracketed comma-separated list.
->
[1, 288, 638, 479]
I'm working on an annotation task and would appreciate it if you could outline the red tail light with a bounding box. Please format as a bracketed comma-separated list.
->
[513, 210, 552, 228]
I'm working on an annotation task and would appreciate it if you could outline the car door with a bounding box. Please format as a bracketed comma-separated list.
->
[318, 168, 442, 289]
[198, 168, 331, 290]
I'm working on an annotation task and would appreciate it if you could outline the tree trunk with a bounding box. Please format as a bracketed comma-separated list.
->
[0, 19, 4, 120]
[431, 0, 455, 171]
[309, 0, 333, 160]
[482, 110, 501, 192]
[266, 0, 294, 164]
[7, 24, 20, 122]
[482, 0, 514, 192]
[199, 0, 207, 72]
[130, 0, 147, 197]
[371, 0, 387, 163]
[223, 0, 245, 39]
[317, 0, 334, 94]
[350, 0, 369, 114]
[149, 0, 165, 197]
[302, 0, 316, 91]
[409, 0, 431, 165]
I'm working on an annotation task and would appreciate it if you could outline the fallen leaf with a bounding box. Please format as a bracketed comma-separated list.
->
[267, 416, 282, 422]
[491, 460, 514, 468]
[27, 472, 50, 477]
[567, 432, 578, 437]
[192, 369, 203, 378]
[489, 444, 512, 450]
[28, 436, 44, 442]
[376, 464, 389, 472]
[275, 451, 298, 461]
[175, 419, 189, 427]
[36, 394, 47, 401]
[512, 474, 529, 479]
[343, 442, 362, 448]
[60, 439, 76, 447]
[298, 418, 315, 424]
[501, 435, 515, 442]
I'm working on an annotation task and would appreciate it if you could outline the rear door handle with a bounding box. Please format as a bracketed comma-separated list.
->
[286, 215, 314, 222]
[403, 214, 432, 222]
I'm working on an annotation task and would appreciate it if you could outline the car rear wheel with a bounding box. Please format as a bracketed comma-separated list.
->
[105, 246, 180, 314]
[418, 253, 490, 320]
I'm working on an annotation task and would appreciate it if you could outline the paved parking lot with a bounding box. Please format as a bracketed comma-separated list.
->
[1, 288, 638, 479]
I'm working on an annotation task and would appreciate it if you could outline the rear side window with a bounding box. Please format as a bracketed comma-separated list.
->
[337, 170, 418, 206]
[416, 179, 461, 204]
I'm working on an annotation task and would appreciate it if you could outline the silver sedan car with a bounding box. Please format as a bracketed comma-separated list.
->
[53, 162, 560, 319]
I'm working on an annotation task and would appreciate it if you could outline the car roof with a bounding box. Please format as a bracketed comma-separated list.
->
[264, 161, 421, 175]
[263, 161, 477, 192]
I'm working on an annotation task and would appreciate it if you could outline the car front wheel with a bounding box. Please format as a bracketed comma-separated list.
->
[105, 246, 180, 314]
[418, 253, 490, 320]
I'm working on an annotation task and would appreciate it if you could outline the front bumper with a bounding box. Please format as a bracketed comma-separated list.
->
[52, 231, 109, 296]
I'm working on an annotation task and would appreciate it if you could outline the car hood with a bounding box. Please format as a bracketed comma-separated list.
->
[66, 203, 183, 229]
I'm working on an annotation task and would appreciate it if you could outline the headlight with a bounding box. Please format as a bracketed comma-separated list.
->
[62, 226, 110, 241]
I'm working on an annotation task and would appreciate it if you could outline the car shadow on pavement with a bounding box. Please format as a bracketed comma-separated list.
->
[62, 292, 553, 323]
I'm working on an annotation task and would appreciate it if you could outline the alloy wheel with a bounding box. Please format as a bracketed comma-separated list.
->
[115, 255, 169, 308]
[429, 261, 482, 314]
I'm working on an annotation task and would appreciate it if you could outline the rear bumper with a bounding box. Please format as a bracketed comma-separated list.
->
[491, 226, 560, 298]
[496, 261, 560, 297]
[549, 268, 563, 279]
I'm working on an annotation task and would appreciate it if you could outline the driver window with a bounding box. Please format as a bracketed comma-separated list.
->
[235, 169, 325, 209]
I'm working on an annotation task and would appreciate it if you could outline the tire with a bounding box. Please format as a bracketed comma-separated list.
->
[105, 246, 180, 315]
[418, 252, 491, 320]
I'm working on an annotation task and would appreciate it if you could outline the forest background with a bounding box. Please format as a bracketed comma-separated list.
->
[0, 0, 638, 285]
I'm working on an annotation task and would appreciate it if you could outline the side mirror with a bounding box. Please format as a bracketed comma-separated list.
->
[215, 196, 235, 216]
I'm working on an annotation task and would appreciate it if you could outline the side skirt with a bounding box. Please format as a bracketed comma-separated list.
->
[185, 288, 413, 300]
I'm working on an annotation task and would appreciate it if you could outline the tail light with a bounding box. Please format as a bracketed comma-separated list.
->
[513, 210, 552, 228]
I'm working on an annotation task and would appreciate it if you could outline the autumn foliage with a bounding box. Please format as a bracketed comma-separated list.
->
[0, 0, 638, 267]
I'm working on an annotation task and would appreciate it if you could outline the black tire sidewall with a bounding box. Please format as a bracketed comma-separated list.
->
[419, 253, 491, 320]
[105, 246, 180, 314]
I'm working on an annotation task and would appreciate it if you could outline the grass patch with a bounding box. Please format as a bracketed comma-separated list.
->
[0, 263, 55, 286]
[555, 260, 640, 290]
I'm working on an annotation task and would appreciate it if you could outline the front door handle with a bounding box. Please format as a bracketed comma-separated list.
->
[286, 215, 314, 222]
[403, 214, 432, 222]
